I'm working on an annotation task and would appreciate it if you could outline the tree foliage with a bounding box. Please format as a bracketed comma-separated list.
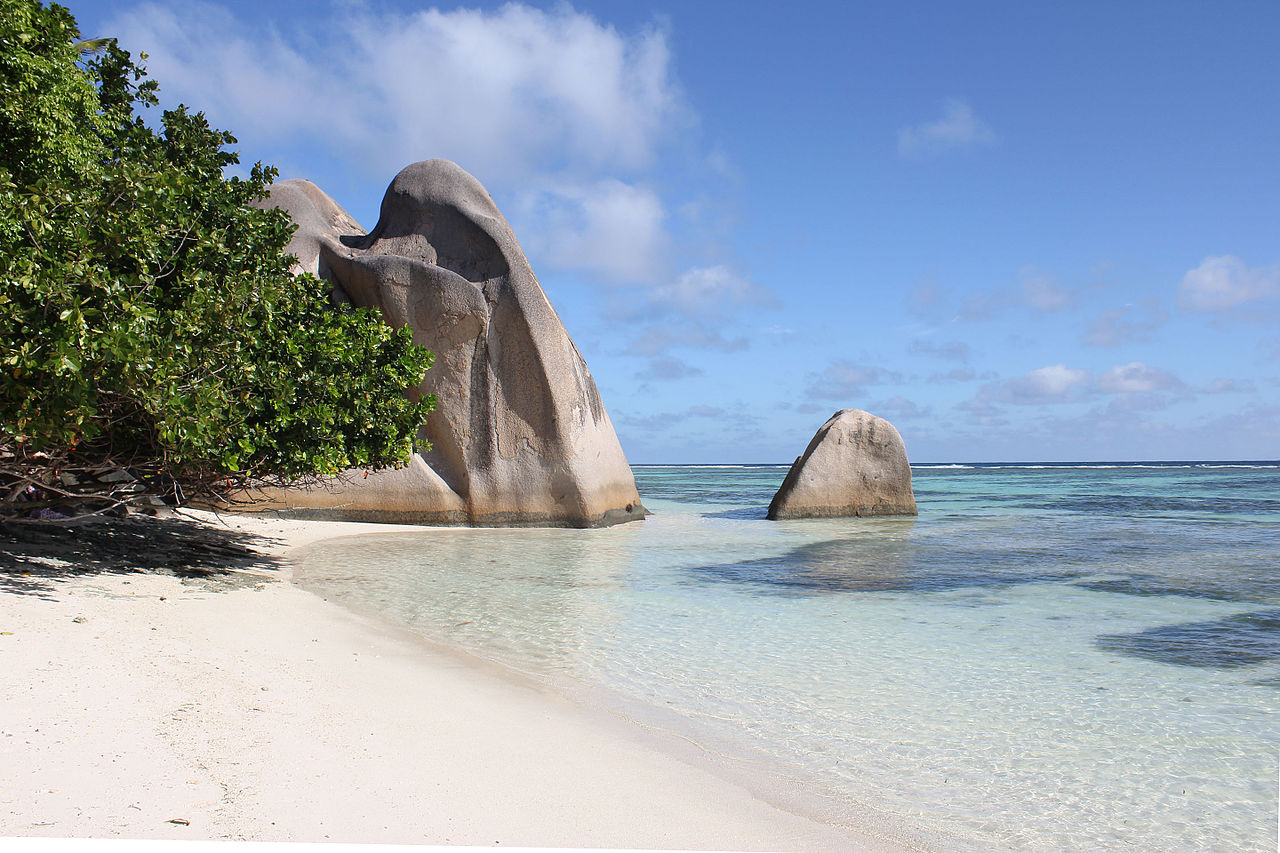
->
[0, 0, 435, 519]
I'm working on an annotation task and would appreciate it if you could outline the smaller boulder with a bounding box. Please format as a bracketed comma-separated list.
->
[767, 409, 917, 520]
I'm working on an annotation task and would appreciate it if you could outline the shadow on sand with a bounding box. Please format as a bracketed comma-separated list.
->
[0, 514, 282, 600]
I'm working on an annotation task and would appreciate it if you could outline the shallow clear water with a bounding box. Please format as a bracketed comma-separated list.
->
[294, 462, 1280, 851]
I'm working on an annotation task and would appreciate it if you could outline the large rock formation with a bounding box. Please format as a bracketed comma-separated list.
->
[767, 410, 916, 520]
[254, 160, 645, 527]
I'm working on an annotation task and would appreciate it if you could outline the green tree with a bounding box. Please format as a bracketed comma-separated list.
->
[0, 0, 434, 519]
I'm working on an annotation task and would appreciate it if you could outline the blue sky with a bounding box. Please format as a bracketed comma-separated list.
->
[73, 0, 1279, 462]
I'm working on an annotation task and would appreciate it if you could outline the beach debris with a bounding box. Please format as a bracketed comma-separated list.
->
[167, 818, 190, 826]
[72, 616, 87, 623]
[0, 631, 13, 635]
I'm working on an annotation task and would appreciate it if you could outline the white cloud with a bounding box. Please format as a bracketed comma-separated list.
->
[1003, 364, 1091, 401]
[898, 99, 996, 157]
[963, 361, 1191, 417]
[1177, 255, 1280, 311]
[112, 1, 778, 326]
[1096, 362, 1182, 394]
[108, 2, 685, 184]
[649, 265, 773, 319]
[516, 179, 667, 282]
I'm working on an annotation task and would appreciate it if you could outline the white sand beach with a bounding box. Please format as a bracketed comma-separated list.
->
[0, 511, 929, 851]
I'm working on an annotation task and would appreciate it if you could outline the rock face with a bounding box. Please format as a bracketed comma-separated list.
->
[255, 160, 645, 527]
[767, 410, 916, 520]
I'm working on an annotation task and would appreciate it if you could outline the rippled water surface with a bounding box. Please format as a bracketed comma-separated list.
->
[295, 462, 1280, 851]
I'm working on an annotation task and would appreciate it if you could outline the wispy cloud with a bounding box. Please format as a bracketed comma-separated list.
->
[898, 99, 996, 157]
[906, 279, 947, 319]
[804, 361, 901, 401]
[870, 396, 933, 420]
[613, 265, 775, 359]
[955, 289, 1010, 321]
[633, 357, 703, 381]
[1019, 268, 1076, 313]
[1178, 255, 1280, 312]
[907, 268, 1080, 325]
[617, 404, 733, 432]
[928, 367, 981, 383]
[908, 338, 972, 362]
[1083, 303, 1168, 347]
[626, 322, 749, 357]
[1201, 378, 1256, 394]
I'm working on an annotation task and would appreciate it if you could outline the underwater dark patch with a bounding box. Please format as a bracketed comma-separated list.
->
[1095, 610, 1280, 669]
[1015, 494, 1280, 515]
[701, 506, 770, 520]
[686, 536, 1081, 596]
[1074, 576, 1250, 602]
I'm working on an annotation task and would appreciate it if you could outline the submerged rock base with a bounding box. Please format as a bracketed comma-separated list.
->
[767, 409, 917, 520]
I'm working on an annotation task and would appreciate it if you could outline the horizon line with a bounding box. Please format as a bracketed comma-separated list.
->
[629, 459, 1280, 467]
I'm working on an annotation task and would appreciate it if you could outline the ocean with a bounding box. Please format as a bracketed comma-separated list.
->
[293, 462, 1280, 851]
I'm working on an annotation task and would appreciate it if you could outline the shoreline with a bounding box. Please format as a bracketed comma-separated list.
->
[0, 510, 939, 851]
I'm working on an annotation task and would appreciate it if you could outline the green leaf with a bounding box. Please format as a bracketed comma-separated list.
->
[0, 0, 435, 513]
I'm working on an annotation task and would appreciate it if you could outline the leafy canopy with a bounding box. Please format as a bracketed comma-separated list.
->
[0, 0, 434, 517]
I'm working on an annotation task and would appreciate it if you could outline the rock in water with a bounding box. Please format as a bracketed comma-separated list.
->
[255, 160, 645, 527]
[767, 410, 916, 520]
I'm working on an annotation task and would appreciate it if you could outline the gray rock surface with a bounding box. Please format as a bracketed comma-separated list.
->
[767, 410, 917, 520]
[253, 160, 645, 527]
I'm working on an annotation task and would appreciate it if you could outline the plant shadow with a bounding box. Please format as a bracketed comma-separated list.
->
[0, 515, 282, 600]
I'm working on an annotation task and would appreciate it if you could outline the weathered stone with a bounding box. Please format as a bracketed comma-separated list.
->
[252, 160, 645, 527]
[767, 409, 917, 520]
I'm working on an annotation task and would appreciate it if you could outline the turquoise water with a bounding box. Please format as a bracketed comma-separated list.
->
[294, 462, 1280, 851]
